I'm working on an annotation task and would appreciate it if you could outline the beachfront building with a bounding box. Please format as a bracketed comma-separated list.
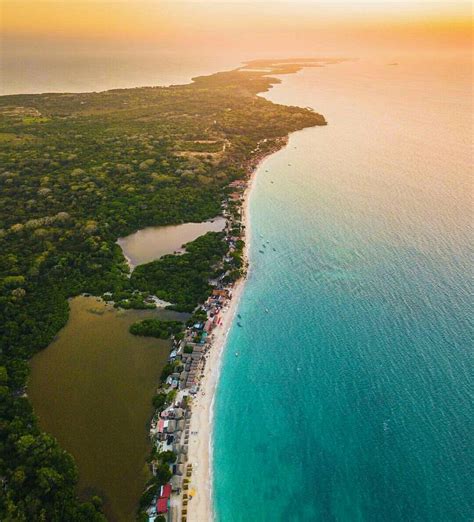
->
[144, 192, 245, 521]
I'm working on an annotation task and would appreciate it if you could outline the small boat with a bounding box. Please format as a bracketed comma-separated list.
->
[263, 244, 267, 248]
[272, 248, 276, 252]
[235, 352, 239, 357]
[237, 313, 242, 319]
[259, 249, 265, 254]
[265, 308, 269, 313]
[237, 322, 243, 327]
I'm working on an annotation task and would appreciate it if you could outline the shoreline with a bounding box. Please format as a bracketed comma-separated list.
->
[142, 143, 285, 522]
[185, 166, 255, 522]
[139, 60, 326, 522]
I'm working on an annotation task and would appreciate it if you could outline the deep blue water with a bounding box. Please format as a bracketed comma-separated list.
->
[213, 59, 473, 521]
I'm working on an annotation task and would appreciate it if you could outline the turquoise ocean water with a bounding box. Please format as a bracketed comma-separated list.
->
[213, 57, 473, 521]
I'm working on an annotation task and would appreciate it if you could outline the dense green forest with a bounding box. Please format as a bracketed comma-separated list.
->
[0, 63, 325, 519]
[129, 319, 183, 339]
[131, 232, 229, 311]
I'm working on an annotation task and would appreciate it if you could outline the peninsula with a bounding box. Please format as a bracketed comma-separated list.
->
[0, 60, 329, 520]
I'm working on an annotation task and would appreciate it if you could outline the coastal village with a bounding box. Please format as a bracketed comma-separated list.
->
[144, 178, 248, 522]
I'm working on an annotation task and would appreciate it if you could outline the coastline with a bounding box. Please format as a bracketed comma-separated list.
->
[136, 61, 326, 522]
[185, 167, 255, 522]
[184, 264, 245, 522]
[1, 57, 327, 522]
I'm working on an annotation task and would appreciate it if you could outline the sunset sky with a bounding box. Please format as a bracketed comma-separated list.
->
[3, 1, 471, 48]
[2, 1, 471, 94]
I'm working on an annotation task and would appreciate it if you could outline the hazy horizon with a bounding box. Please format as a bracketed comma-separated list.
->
[1, 1, 471, 94]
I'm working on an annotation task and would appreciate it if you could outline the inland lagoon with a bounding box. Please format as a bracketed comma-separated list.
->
[29, 296, 185, 521]
[117, 218, 226, 268]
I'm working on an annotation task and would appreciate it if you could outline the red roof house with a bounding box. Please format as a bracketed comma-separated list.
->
[161, 484, 172, 499]
[158, 419, 165, 433]
[157, 497, 168, 514]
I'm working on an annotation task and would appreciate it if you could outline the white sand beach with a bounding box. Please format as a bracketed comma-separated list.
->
[185, 178, 253, 522]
